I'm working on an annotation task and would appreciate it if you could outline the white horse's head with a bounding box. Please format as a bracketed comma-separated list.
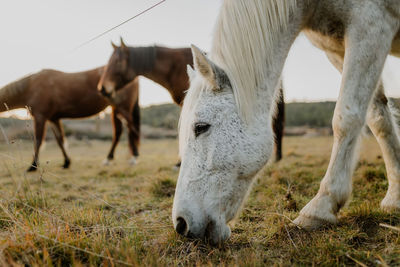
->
[172, 46, 274, 244]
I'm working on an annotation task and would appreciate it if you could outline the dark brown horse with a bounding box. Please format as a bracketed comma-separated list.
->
[0, 67, 140, 171]
[98, 40, 285, 161]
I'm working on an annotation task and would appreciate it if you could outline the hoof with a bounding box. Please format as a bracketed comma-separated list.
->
[63, 159, 71, 169]
[293, 214, 335, 231]
[128, 157, 138, 166]
[27, 166, 37, 172]
[381, 197, 400, 212]
[27, 163, 38, 172]
[172, 162, 181, 171]
[172, 161, 181, 171]
[102, 158, 112, 166]
[172, 165, 180, 171]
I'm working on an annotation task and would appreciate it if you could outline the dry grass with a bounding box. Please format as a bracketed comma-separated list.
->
[0, 136, 399, 266]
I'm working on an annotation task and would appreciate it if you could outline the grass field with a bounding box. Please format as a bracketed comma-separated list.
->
[0, 136, 399, 266]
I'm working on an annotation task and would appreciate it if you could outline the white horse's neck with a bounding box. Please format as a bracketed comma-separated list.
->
[253, 29, 301, 121]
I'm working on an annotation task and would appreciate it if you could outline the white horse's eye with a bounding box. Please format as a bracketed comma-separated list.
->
[194, 122, 211, 137]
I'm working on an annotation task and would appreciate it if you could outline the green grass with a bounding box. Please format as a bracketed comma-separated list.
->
[0, 136, 399, 266]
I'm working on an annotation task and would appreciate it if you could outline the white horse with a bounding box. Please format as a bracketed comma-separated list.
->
[173, 0, 400, 244]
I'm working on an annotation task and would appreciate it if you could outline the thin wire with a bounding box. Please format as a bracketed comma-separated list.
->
[72, 0, 167, 51]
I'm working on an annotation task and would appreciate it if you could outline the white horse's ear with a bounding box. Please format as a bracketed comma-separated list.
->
[191, 44, 230, 91]
[191, 45, 219, 89]
[186, 65, 195, 82]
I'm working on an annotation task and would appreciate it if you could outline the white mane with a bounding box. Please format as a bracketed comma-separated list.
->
[210, 0, 296, 122]
[179, 0, 297, 155]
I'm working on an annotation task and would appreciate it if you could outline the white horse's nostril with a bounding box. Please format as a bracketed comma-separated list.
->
[175, 217, 188, 236]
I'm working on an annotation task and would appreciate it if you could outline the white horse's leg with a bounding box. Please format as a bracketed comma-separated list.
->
[325, 51, 400, 212]
[295, 19, 396, 229]
[367, 85, 400, 211]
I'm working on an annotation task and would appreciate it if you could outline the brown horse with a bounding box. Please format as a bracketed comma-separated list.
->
[98, 40, 285, 161]
[0, 67, 140, 172]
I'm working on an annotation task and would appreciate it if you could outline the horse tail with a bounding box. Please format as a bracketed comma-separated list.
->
[0, 74, 33, 112]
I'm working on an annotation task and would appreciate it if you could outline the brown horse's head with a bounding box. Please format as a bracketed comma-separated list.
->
[98, 38, 134, 98]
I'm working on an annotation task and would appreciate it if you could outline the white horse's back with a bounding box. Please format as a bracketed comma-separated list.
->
[305, 0, 400, 56]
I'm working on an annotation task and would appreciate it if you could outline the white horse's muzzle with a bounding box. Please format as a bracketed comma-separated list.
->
[173, 207, 231, 245]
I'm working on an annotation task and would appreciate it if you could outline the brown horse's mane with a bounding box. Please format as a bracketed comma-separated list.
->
[129, 46, 157, 74]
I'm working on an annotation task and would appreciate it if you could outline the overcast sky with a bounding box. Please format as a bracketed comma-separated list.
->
[1, 0, 400, 112]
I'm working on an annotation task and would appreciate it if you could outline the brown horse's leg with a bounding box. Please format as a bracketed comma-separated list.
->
[273, 85, 285, 162]
[50, 119, 71, 169]
[104, 107, 123, 165]
[127, 99, 140, 164]
[28, 116, 47, 172]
